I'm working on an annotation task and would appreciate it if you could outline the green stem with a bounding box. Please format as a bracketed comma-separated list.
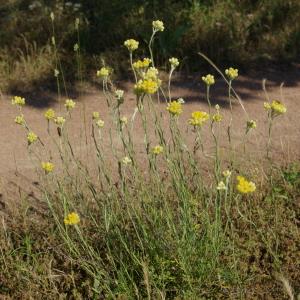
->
[148, 30, 156, 67]
[168, 67, 175, 101]
[267, 113, 273, 159]
[130, 52, 138, 83]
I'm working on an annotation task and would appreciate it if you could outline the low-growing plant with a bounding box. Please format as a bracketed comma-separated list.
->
[2, 18, 300, 299]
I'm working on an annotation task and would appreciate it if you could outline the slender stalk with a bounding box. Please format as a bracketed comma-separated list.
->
[148, 30, 156, 67]
[168, 67, 175, 102]
[227, 80, 234, 166]
[129, 52, 138, 83]
[267, 113, 273, 159]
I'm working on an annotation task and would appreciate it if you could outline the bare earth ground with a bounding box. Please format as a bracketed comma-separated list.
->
[0, 67, 300, 203]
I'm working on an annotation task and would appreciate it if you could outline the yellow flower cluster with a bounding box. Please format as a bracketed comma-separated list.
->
[225, 67, 238, 80]
[222, 170, 232, 178]
[92, 111, 100, 120]
[96, 119, 105, 128]
[247, 120, 257, 130]
[92, 112, 104, 127]
[97, 67, 110, 78]
[134, 67, 161, 95]
[264, 100, 287, 116]
[143, 67, 159, 80]
[115, 90, 124, 99]
[54, 116, 66, 126]
[236, 176, 256, 194]
[120, 116, 128, 125]
[152, 20, 164, 32]
[167, 101, 182, 116]
[44, 109, 55, 120]
[124, 39, 139, 51]
[64, 212, 80, 225]
[133, 58, 151, 69]
[152, 145, 163, 155]
[41, 162, 54, 174]
[202, 74, 215, 86]
[217, 181, 227, 191]
[15, 114, 25, 125]
[212, 113, 222, 122]
[135, 79, 159, 95]
[122, 156, 132, 165]
[169, 57, 179, 68]
[64, 99, 76, 110]
[212, 105, 222, 122]
[27, 131, 38, 145]
[189, 111, 209, 127]
[12, 96, 25, 106]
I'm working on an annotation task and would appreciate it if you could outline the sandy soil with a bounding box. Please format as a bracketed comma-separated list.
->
[1, 67, 300, 203]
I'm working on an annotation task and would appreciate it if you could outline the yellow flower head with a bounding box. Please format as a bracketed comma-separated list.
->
[152, 20, 164, 32]
[169, 57, 179, 68]
[115, 89, 124, 99]
[222, 170, 232, 178]
[264, 100, 286, 117]
[124, 39, 139, 51]
[15, 114, 25, 125]
[44, 108, 55, 120]
[41, 162, 54, 174]
[236, 176, 256, 194]
[97, 67, 110, 78]
[133, 58, 151, 69]
[134, 79, 159, 95]
[27, 131, 38, 145]
[96, 119, 104, 128]
[54, 116, 66, 126]
[120, 116, 128, 125]
[64, 99, 76, 110]
[92, 111, 100, 120]
[272, 100, 287, 114]
[189, 111, 209, 127]
[167, 101, 182, 116]
[212, 113, 222, 122]
[152, 145, 164, 155]
[12, 96, 25, 106]
[202, 74, 215, 86]
[217, 181, 227, 191]
[225, 67, 238, 80]
[143, 67, 159, 80]
[122, 156, 132, 165]
[246, 120, 257, 130]
[64, 212, 80, 225]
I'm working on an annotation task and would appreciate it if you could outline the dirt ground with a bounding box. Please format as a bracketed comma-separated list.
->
[1, 67, 300, 202]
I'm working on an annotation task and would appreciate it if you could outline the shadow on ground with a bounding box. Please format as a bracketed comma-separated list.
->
[4, 62, 300, 109]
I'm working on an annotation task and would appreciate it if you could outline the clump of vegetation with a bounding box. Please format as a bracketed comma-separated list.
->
[0, 40, 55, 93]
[1, 19, 299, 298]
